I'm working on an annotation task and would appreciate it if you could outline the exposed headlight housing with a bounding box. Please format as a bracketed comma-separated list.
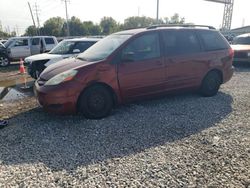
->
[45, 69, 78, 86]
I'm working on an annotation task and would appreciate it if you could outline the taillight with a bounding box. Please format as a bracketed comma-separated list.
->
[229, 48, 234, 59]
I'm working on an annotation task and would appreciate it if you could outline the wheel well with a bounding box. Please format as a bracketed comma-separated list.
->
[206, 69, 223, 84]
[77, 82, 118, 111]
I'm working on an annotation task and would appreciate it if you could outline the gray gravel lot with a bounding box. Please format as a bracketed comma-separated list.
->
[0, 66, 250, 187]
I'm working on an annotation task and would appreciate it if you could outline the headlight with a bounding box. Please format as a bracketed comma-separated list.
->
[45, 69, 78, 86]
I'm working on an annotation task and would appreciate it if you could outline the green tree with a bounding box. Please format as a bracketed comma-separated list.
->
[0, 31, 9, 38]
[82, 21, 101, 36]
[100, 17, 118, 35]
[24, 25, 38, 36]
[123, 16, 156, 30]
[41, 17, 65, 36]
[65, 16, 87, 36]
[165, 13, 185, 24]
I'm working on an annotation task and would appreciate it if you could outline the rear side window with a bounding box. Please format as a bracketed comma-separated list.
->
[45, 37, 55, 44]
[74, 41, 96, 52]
[162, 30, 201, 56]
[199, 30, 229, 51]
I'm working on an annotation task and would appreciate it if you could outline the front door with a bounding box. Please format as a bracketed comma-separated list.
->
[117, 32, 165, 100]
[10, 38, 30, 59]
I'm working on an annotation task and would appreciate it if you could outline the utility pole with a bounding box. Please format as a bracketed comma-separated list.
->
[34, 2, 41, 35]
[62, 0, 70, 36]
[28, 2, 38, 35]
[15, 25, 19, 36]
[156, 0, 159, 23]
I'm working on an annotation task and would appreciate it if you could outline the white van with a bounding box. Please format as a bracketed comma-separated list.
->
[4, 36, 58, 61]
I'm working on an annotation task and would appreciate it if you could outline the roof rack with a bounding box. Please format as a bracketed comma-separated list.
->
[147, 24, 216, 30]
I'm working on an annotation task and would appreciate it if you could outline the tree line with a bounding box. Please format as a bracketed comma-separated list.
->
[0, 13, 185, 38]
[25, 13, 185, 37]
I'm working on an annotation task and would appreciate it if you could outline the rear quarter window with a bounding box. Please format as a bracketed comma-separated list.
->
[198, 30, 229, 51]
[44, 37, 55, 44]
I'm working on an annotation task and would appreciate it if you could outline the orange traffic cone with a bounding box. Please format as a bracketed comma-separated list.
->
[19, 58, 26, 74]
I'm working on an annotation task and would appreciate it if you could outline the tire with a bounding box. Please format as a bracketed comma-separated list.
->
[200, 71, 222, 97]
[0, 55, 10, 67]
[78, 85, 113, 119]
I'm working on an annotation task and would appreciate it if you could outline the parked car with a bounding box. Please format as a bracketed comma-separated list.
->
[35, 25, 234, 119]
[3, 36, 57, 64]
[231, 33, 250, 64]
[25, 38, 100, 79]
[0, 42, 10, 67]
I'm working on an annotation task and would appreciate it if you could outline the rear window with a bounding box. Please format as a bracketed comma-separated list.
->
[199, 30, 229, 51]
[45, 37, 55, 44]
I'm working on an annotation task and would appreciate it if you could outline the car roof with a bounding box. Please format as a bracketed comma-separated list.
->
[114, 26, 216, 36]
[9, 36, 56, 40]
[62, 37, 101, 42]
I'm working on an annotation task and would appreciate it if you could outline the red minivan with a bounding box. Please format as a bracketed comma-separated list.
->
[35, 25, 234, 119]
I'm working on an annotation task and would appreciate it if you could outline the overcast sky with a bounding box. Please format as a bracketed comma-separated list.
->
[0, 0, 249, 35]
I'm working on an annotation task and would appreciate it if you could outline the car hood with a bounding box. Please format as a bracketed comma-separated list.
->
[25, 53, 62, 61]
[231, 45, 250, 51]
[40, 58, 97, 80]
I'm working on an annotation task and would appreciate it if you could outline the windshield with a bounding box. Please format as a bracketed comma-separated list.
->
[77, 34, 132, 61]
[0, 42, 4, 48]
[232, 36, 250, 45]
[49, 40, 75, 54]
[4, 39, 14, 48]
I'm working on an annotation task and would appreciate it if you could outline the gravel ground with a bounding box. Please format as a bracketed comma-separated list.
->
[0, 66, 250, 187]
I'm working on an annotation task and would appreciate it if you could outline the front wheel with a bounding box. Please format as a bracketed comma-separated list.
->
[200, 71, 222, 97]
[0, 55, 10, 67]
[78, 85, 113, 119]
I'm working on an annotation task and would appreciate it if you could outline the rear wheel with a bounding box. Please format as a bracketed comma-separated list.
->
[78, 85, 113, 119]
[0, 55, 10, 67]
[200, 71, 222, 97]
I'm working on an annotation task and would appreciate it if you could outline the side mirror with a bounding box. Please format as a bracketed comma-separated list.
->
[121, 52, 135, 62]
[73, 49, 80, 53]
